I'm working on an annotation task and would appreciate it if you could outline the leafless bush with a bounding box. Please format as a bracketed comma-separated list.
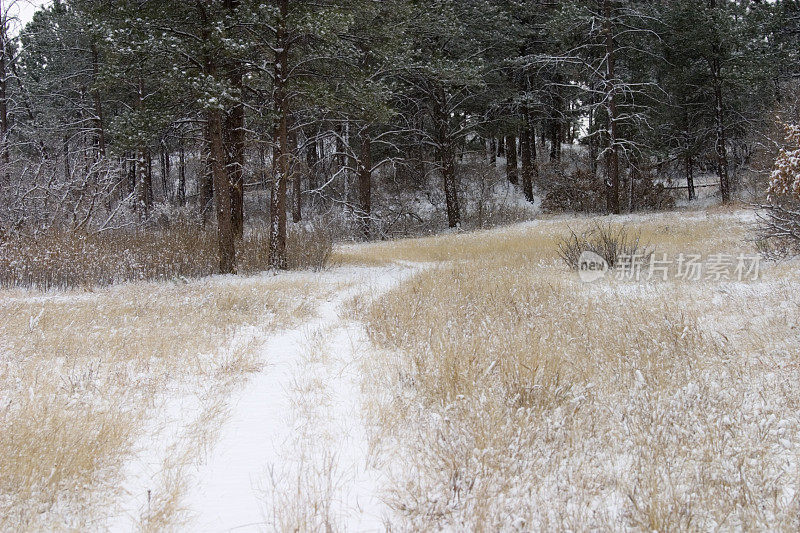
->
[557, 222, 651, 269]
[0, 154, 127, 232]
[755, 202, 800, 260]
[541, 157, 674, 213]
[541, 166, 603, 212]
[460, 162, 537, 230]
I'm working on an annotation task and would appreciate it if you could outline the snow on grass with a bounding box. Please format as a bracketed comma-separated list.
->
[0, 273, 324, 530]
[4, 206, 797, 531]
[182, 266, 416, 531]
[357, 209, 800, 530]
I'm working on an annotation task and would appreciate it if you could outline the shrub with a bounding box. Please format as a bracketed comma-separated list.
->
[541, 161, 675, 213]
[755, 202, 800, 260]
[557, 222, 651, 270]
[542, 166, 604, 213]
[757, 123, 800, 259]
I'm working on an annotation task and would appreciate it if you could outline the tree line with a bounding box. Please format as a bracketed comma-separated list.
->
[0, 0, 798, 272]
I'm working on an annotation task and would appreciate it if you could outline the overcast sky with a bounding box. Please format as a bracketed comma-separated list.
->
[7, 0, 50, 33]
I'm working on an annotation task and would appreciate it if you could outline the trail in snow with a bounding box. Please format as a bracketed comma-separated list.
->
[183, 266, 414, 532]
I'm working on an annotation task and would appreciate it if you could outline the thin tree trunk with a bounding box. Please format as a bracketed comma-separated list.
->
[711, 60, 730, 203]
[520, 109, 535, 203]
[358, 132, 371, 239]
[684, 115, 696, 201]
[589, 80, 598, 179]
[628, 162, 635, 213]
[178, 136, 186, 205]
[63, 136, 71, 181]
[0, 0, 9, 182]
[306, 133, 318, 191]
[145, 149, 153, 207]
[91, 43, 106, 158]
[603, 0, 621, 215]
[269, 0, 289, 269]
[161, 139, 170, 203]
[290, 125, 301, 223]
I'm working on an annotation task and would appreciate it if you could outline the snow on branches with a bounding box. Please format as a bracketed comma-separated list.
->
[768, 123, 800, 200]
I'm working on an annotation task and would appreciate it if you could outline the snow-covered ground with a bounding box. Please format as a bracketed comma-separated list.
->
[6, 207, 799, 532]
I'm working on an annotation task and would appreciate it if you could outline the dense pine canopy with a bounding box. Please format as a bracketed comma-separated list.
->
[0, 0, 798, 271]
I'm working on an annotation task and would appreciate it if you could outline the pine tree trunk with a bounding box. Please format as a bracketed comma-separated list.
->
[505, 135, 518, 185]
[709, 0, 730, 203]
[199, 141, 214, 219]
[434, 85, 460, 228]
[520, 110, 535, 203]
[226, 104, 245, 237]
[161, 140, 171, 203]
[711, 60, 730, 203]
[269, 0, 289, 269]
[225, 91, 245, 237]
[127, 154, 135, 194]
[589, 87, 598, 180]
[178, 137, 186, 206]
[134, 77, 152, 215]
[208, 108, 236, 274]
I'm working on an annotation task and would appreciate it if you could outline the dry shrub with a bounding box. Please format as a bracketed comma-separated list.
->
[0, 222, 332, 290]
[541, 165, 604, 212]
[557, 221, 651, 269]
[541, 163, 674, 213]
[755, 202, 800, 259]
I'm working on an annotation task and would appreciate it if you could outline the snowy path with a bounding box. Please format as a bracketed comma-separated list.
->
[182, 266, 412, 532]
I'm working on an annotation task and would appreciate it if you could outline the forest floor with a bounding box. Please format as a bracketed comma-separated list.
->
[3, 205, 800, 531]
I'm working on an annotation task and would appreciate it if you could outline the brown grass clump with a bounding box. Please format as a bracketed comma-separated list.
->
[0, 274, 325, 530]
[358, 210, 800, 531]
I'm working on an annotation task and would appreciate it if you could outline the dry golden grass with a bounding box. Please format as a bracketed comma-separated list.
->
[0, 274, 327, 531]
[0, 223, 332, 290]
[357, 209, 800, 531]
[333, 209, 754, 267]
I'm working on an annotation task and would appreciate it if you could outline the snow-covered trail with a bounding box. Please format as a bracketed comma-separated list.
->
[182, 266, 414, 532]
